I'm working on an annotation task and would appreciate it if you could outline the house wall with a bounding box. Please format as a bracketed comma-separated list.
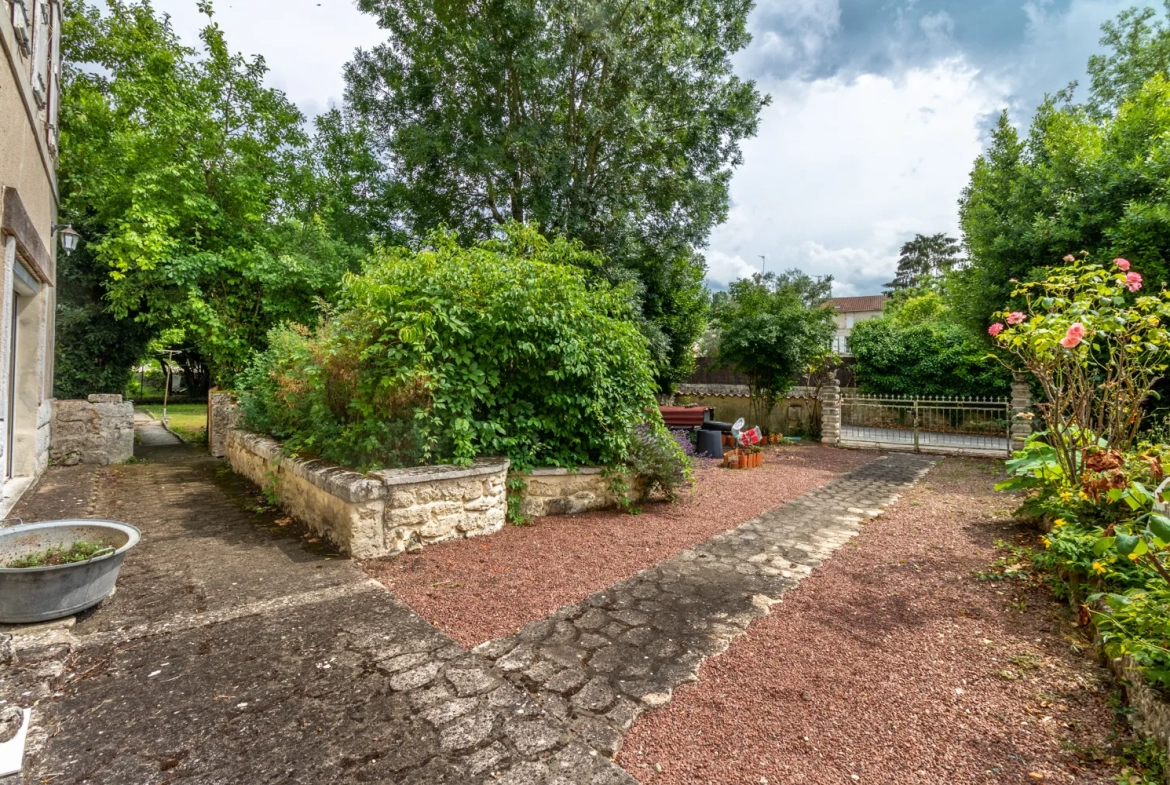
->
[0, 0, 61, 512]
[832, 308, 883, 354]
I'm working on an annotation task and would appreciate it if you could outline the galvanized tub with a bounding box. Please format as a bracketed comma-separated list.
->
[0, 521, 140, 623]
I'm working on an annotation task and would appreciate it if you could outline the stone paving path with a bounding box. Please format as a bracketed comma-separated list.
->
[1, 446, 933, 784]
[473, 453, 937, 760]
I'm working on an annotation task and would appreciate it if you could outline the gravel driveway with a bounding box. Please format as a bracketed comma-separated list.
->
[363, 445, 879, 646]
[618, 458, 1143, 784]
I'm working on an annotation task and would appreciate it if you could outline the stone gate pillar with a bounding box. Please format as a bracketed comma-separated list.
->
[821, 377, 841, 446]
[1010, 375, 1033, 452]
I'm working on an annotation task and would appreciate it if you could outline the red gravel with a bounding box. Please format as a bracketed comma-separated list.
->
[362, 445, 879, 646]
[619, 457, 1134, 784]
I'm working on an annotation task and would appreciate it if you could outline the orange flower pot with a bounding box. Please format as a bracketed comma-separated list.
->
[738, 454, 748, 469]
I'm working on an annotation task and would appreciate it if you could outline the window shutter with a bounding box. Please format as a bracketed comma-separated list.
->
[11, 0, 31, 56]
[46, 1, 60, 152]
[31, 0, 49, 107]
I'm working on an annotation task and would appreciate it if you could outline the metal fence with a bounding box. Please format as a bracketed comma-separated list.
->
[840, 393, 1012, 457]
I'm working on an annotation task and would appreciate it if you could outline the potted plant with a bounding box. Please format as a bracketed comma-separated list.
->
[0, 520, 140, 623]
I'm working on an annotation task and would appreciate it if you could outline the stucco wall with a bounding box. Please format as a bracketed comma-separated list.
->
[1, 2, 59, 509]
[226, 431, 510, 558]
[673, 392, 821, 437]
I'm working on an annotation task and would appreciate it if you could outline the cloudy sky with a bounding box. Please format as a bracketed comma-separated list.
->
[159, 0, 1140, 295]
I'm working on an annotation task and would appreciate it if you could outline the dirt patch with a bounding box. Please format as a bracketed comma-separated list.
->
[362, 445, 880, 647]
[618, 457, 1143, 784]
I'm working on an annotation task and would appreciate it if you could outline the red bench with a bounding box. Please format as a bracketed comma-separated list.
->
[658, 406, 712, 429]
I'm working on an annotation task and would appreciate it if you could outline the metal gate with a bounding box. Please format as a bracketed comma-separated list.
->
[840, 394, 1012, 457]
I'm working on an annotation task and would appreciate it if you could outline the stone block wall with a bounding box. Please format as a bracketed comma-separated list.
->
[377, 464, 508, 553]
[226, 430, 509, 558]
[50, 394, 134, 466]
[514, 467, 622, 517]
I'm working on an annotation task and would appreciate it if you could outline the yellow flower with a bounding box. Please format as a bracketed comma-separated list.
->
[1130, 552, 1142, 562]
[1091, 561, 1107, 575]
[1059, 491, 1073, 502]
[1079, 490, 1090, 501]
[1053, 518, 1067, 529]
[1040, 536, 1051, 548]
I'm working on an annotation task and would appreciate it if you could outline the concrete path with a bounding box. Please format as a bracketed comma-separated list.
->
[0, 444, 935, 784]
[133, 409, 181, 447]
[2, 443, 631, 784]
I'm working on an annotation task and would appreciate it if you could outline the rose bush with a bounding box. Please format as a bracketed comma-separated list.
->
[993, 254, 1170, 687]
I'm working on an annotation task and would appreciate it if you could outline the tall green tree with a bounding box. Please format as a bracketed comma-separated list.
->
[955, 2, 1170, 337]
[57, 0, 360, 396]
[883, 233, 962, 293]
[343, 0, 768, 389]
[712, 271, 836, 425]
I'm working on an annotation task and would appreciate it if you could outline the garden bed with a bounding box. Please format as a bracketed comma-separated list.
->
[226, 431, 510, 558]
[361, 444, 880, 646]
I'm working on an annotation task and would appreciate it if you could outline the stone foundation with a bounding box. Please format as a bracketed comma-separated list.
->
[513, 467, 624, 517]
[50, 394, 134, 466]
[226, 431, 509, 558]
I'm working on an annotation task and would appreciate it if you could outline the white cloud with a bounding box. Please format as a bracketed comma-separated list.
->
[157, 0, 386, 117]
[704, 59, 1011, 294]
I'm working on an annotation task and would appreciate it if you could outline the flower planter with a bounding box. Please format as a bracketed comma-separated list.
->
[737, 454, 747, 469]
[0, 520, 140, 623]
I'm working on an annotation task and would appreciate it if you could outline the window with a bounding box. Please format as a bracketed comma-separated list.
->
[10, 0, 30, 56]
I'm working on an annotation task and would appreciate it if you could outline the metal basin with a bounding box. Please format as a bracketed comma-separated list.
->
[0, 521, 140, 624]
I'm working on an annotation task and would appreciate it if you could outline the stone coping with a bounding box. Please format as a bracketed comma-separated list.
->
[227, 431, 512, 501]
[229, 431, 384, 504]
[371, 458, 511, 487]
[521, 466, 605, 477]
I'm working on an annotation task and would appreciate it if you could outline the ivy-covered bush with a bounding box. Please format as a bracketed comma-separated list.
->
[240, 225, 680, 476]
[849, 291, 1012, 397]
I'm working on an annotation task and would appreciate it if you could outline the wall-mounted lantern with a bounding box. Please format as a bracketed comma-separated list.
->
[51, 223, 80, 255]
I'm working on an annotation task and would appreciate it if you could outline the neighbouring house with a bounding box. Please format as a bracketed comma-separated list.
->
[1, 0, 63, 509]
[830, 295, 887, 356]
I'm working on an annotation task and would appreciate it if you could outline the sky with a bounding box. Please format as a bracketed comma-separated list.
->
[158, 0, 1144, 295]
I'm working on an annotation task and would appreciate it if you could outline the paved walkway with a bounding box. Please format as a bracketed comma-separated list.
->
[0, 444, 934, 783]
[133, 409, 181, 447]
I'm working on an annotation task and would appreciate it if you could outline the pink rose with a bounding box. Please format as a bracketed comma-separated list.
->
[1126, 272, 1143, 292]
[1063, 254, 1076, 262]
[988, 323, 1005, 337]
[1007, 312, 1026, 325]
[1061, 323, 1085, 349]
[1115, 258, 1131, 271]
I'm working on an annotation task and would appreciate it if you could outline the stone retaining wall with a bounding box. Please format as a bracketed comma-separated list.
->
[208, 390, 240, 458]
[514, 467, 623, 517]
[50, 394, 134, 466]
[226, 431, 509, 558]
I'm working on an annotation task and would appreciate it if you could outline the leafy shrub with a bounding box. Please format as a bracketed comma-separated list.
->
[624, 423, 692, 503]
[241, 225, 663, 472]
[991, 254, 1170, 477]
[849, 292, 1012, 397]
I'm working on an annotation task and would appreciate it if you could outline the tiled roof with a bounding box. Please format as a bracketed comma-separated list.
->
[831, 295, 888, 313]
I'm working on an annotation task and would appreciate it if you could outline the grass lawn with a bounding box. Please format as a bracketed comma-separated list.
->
[141, 403, 207, 444]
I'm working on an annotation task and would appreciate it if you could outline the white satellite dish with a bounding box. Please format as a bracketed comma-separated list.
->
[732, 418, 745, 431]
